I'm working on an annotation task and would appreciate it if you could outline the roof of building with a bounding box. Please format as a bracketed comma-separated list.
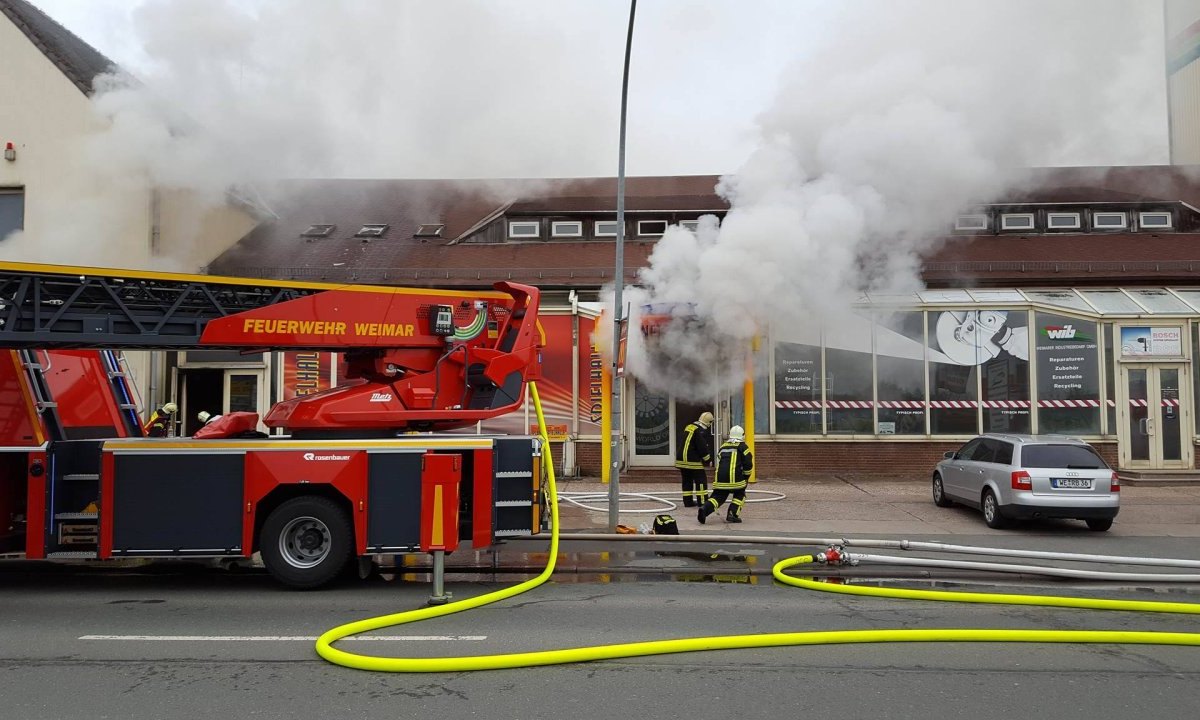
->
[0, 0, 117, 95]
[208, 176, 722, 288]
[207, 165, 1200, 290]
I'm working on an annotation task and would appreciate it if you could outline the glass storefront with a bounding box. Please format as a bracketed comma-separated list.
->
[760, 288, 1199, 441]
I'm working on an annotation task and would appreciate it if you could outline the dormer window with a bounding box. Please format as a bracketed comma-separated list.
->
[954, 214, 989, 231]
[1092, 212, 1127, 230]
[1046, 212, 1081, 230]
[552, 221, 583, 238]
[355, 224, 389, 238]
[1000, 213, 1035, 231]
[1139, 211, 1172, 229]
[301, 224, 335, 238]
[594, 221, 619, 237]
[638, 220, 668, 236]
[508, 221, 540, 239]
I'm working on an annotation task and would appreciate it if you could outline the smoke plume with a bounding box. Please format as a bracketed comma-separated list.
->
[623, 0, 1166, 399]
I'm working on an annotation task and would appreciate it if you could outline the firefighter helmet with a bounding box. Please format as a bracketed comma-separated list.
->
[197, 411, 211, 424]
[728, 425, 745, 442]
[698, 411, 714, 428]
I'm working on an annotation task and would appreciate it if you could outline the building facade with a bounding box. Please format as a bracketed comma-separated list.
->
[199, 168, 1200, 479]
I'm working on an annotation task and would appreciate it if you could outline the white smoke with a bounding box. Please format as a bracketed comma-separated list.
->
[622, 0, 1167, 398]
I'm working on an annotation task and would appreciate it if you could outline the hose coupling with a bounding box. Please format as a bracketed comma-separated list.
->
[815, 545, 855, 566]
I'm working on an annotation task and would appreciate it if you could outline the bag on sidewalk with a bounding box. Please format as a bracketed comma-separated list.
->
[651, 514, 679, 535]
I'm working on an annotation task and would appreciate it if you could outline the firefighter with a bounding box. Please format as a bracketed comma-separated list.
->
[675, 411, 714, 507]
[698, 425, 753, 524]
[142, 402, 177, 437]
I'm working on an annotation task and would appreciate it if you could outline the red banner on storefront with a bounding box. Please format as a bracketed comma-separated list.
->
[281, 351, 332, 401]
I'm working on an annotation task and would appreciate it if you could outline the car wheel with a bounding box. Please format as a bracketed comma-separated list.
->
[932, 473, 953, 508]
[982, 488, 1008, 529]
[1085, 518, 1113, 532]
[260, 496, 354, 589]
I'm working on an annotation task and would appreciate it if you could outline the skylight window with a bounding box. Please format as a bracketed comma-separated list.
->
[638, 220, 668, 236]
[301, 224, 335, 238]
[508, 221, 540, 239]
[1046, 212, 1081, 230]
[1138, 211, 1172, 229]
[552, 221, 583, 238]
[954, 214, 989, 231]
[1000, 213, 1035, 231]
[415, 223, 444, 238]
[355, 224, 389, 238]
[1091, 212, 1127, 230]
[680, 220, 700, 231]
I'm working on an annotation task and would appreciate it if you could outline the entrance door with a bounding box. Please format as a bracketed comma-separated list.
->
[1119, 364, 1191, 470]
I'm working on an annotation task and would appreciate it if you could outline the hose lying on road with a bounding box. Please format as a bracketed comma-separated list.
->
[315, 381, 1200, 672]
[557, 488, 785, 514]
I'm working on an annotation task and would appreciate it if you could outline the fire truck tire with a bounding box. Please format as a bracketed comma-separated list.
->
[260, 496, 354, 589]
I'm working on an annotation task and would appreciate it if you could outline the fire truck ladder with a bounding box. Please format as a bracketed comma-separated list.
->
[18, 348, 65, 441]
[99, 349, 144, 437]
[0, 261, 327, 349]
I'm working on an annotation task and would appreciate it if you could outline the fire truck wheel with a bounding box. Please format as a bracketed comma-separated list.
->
[260, 496, 353, 589]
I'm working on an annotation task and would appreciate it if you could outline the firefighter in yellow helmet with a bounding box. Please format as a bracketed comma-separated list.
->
[674, 411, 714, 508]
[699, 425, 753, 524]
[142, 402, 177, 437]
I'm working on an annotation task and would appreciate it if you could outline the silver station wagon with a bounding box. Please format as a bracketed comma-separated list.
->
[932, 434, 1120, 531]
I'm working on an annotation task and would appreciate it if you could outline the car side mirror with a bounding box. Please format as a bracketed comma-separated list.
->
[943, 451, 956, 460]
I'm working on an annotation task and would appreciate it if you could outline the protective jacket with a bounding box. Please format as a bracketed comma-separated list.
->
[714, 439, 753, 489]
[674, 422, 713, 470]
[143, 408, 171, 437]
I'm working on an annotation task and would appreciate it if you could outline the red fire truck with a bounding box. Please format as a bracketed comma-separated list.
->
[0, 261, 546, 588]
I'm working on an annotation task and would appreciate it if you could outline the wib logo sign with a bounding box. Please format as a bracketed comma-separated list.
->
[1041, 324, 1093, 342]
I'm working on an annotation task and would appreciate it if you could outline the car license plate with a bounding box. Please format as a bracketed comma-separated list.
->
[1051, 478, 1092, 489]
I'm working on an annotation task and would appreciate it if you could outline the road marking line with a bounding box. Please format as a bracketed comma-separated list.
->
[79, 635, 486, 642]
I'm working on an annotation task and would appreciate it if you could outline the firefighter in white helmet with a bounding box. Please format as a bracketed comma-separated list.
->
[674, 411, 714, 507]
[699, 425, 753, 524]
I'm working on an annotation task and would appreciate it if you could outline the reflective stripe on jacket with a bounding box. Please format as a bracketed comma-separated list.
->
[674, 422, 713, 469]
[714, 439, 753, 489]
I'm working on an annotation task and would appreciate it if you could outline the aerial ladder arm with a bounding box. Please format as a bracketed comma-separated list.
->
[0, 261, 543, 435]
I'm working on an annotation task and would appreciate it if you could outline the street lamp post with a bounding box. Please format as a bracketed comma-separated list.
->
[610, 0, 637, 531]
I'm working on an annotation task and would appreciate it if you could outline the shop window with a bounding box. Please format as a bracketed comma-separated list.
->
[1105, 324, 1117, 435]
[773, 341, 822, 434]
[927, 311, 981, 434]
[980, 310, 1030, 434]
[825, 318, 873, 433]
[875, 312, 926, 435]
[1034, 311, 1100, 434]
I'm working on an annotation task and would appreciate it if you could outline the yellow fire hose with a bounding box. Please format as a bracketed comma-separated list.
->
[315, 382, 1200, 672]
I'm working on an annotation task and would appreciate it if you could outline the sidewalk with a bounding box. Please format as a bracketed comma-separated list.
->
[550, 476, 1200, 538]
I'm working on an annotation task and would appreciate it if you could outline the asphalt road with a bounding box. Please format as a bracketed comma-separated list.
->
[3, 539, 1200, 720]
